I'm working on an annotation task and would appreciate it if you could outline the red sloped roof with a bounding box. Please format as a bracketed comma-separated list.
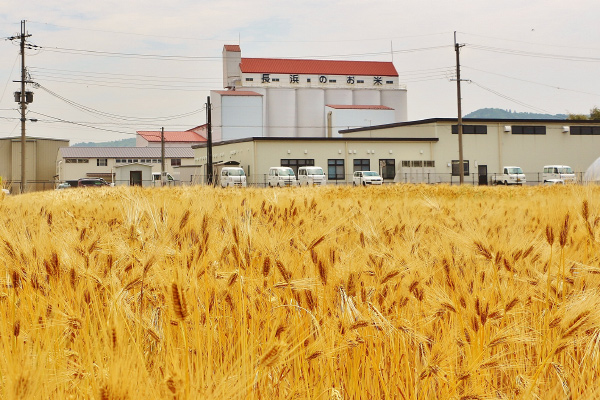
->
[326, 105, 394, 110]
[137, 131, 207, 143]
[224, 44, 241, 52]
[240, 58, 398, 77]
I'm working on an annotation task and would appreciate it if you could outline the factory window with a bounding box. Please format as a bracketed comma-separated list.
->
[307, 78, 311, 83]
[97, 158, 107, 167]
[411, 161, 423, 167]
[328, 159, 345, 180]
[451, 160, 470, 176]
[424, 161, 435, 168]
[66, 158, 89, 163]
[379, 159, 395, 180]
[281, 159, 314, 176]
[570, 126, 600, 135]
[245, 78, 253, 82]
[171, 158, 182, 167]
[452, 125, 488, 134]
[386, 81, 394, 84]
[329, 79, 337, 83]
[511, 126, 546, 135]
[357, 80, 364, 83]
[353, 159, 370, 172]
[272, 78, 280, 82]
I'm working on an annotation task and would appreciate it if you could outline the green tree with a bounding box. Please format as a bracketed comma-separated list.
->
[567, 113, 588, 120]
[590, 107, 600, 120]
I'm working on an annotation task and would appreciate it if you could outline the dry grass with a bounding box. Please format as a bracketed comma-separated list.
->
[1, 183, 600, 399]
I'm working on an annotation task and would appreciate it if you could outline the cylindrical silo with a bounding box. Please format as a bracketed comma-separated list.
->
[381, 89, 408, 122]
[267, 88, 296, 137]
[324, 89, 352, 107]
[297, 88, 325, 137]
[352, 89, 380, 105]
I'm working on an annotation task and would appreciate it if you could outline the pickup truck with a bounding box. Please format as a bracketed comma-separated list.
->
[491, 166, 526, 185]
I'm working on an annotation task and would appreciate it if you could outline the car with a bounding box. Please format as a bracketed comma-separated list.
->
[298, 166, 326, 186]
[218, 167, 247, 188]
[268, 167, 297, 187]
[543, 179, 565, 186]
[353, 171, 383, 186]
[56, 182, 72, 190]
[542, 165, 576, 183]
[78, 178, 110, 187]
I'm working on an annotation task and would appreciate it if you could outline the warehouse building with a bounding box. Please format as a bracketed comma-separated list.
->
[0, 136, 69, 192]
[193, 118, 600, 185]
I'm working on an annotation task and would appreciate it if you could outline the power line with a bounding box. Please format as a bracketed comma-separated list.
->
[469, 81, 551, 114]
[463, 65, 600, 97]
[466, 44, 600, 62]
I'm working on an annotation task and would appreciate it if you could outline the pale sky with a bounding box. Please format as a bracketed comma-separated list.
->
[1, 0, 599, 143]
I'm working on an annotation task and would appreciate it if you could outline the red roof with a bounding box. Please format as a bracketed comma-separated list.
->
[137, 131, 207, 143]
[326, 105, 394, 110]
[224, 44, 241, 52]
[240, 58, 398, 77]
[213, 90, 263, 96]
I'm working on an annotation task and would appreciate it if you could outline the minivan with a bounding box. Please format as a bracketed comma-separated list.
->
[542, 165, 576, 183]
[152, 172, 175, 185]
[219, 167, 247, 188]
[297, 166, 326, 186]
[268, 167, 297, 187]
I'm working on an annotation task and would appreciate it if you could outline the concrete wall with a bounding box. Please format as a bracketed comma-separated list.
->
[221, 95, 263, 140]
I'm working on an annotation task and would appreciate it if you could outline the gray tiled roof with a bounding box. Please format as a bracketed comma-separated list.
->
[60, 147, 194, 158]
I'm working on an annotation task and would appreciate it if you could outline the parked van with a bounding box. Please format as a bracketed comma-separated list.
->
[491, 166, 526, 185]
[152, 172, 175, 185]
[218, 167, 247, 188]
[298, 166, 326, 186]
[268, 167, 297, 187]
[542, 165, 576, 183]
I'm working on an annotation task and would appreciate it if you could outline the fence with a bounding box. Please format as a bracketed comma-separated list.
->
[2, 171, 590, 194]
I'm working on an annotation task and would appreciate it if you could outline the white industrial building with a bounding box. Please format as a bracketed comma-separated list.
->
[193, 118, 600, 185]
[56, 147, 195, 185]
[211, 44, 407, 141]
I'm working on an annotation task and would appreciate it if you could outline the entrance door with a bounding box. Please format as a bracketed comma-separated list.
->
[130, 171, 143, 186]
[478, 165, 488, 185]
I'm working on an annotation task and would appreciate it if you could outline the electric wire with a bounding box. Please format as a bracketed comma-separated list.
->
[469, 81, 551, 114]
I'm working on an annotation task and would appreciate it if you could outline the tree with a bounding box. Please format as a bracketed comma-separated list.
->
[567, 106, 600, 120]
[590, 107, 600, 120]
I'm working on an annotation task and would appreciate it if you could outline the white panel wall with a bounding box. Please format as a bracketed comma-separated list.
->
[327, 108, 396, 137]
[267, 89, 297, 137]
[210, 92, 223, 142]
[221, 96, 263, 141]
[297, 89, 325, 138]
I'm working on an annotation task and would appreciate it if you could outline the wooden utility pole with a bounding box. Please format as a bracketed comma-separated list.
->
[454, 31, 465, 185]
[206, 96, 213, 185]
[19, 21, 31, 193]
[160, 127, 165, 186]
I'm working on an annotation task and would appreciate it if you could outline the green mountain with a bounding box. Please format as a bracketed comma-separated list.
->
[464, 108, 567, 120]
[72, 138, 136, 147]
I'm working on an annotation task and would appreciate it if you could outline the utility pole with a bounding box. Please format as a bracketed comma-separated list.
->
[160, 127, 165, 186]
[206, 96, 213, 185]
[19, 21, 31, 193]
[454, 31, 465, 185]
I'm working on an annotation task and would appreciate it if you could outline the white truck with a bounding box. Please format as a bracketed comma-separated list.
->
[542, 165, 576, 183]
[217, 167, 247, 188]
[297, 166, 326, 186]
[492, 166, 526, 185]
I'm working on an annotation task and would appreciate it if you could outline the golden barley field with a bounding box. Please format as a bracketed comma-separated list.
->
[1, 184, 600, 399]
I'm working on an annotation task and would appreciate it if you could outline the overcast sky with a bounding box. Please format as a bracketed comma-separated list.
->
[1, 0, 599, 143]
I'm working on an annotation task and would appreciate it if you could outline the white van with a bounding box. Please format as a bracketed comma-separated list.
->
[268, 167, 297, 187]
[542, 165, 576, 183]
[152, 172, 175, 185]
[219, 167, 247, 188]
[298, 166, 326, 186]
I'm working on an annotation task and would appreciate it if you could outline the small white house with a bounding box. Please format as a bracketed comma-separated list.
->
[114, 163, 153, 186]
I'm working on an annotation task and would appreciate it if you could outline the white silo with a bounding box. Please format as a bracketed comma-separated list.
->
[267, 88, 297, 137]
[324, 89, 352, 107]
[352, 89, 381, 106]
[381, 89, 408, 122]
[297, 88, 325, 137]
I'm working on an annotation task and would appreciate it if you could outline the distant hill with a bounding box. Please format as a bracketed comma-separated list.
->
[72, 138, 136, 147]
[464, 108, 567, 120]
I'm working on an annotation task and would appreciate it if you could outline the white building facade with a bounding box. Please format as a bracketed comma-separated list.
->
[214, 45, 408, 140]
